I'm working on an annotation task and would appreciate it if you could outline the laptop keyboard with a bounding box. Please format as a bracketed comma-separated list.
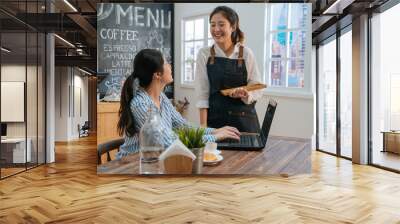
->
[220, 135, 257, 146]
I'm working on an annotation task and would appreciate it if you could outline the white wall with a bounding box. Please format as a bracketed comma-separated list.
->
[55, 67, 68, 141]
[174, 3, 314, 139]
[72, 73, 89, 138]
[54, 67, 89, 141]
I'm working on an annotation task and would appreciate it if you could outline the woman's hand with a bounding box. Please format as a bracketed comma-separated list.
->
[212, 126, 240, 141]
[229, 87, 249, 100]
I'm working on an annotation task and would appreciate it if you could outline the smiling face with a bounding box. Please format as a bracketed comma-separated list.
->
[210, 12, 235, 45]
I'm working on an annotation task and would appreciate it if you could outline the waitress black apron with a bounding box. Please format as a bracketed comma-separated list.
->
[206, 45, 260, 133]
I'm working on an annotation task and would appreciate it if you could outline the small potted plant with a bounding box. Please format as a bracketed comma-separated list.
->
[175, 127, 205, 174]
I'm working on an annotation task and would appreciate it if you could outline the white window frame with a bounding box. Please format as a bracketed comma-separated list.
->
[264, 4, 312, 97]
[181, 15, 211, 86]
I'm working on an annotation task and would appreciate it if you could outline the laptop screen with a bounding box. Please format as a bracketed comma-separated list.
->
[260, 100, 277, 143]
[1, 123, 7, 137]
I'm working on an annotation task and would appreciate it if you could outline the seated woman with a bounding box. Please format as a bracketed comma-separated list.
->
[117, 49, 240, 158]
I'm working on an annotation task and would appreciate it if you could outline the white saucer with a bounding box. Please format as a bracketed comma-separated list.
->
[203, 154, 223, 165]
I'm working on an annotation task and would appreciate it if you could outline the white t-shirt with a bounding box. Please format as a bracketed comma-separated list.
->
[195, 43, 263, 108]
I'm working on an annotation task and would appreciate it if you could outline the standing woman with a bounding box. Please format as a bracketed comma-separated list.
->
[195, 6, 263, 133]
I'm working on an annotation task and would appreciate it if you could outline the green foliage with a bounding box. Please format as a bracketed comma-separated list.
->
[175, 127, 206, 149]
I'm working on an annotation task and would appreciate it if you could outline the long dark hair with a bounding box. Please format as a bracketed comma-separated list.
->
[209, 6, 245, 44]
[118, 49, 164, 137]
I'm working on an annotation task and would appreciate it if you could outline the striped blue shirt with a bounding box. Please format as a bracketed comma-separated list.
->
[117, 88, 216, 158]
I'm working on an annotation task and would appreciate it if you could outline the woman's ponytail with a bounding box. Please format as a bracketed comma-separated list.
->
[118, 74, 135, 137]
[232, 27, 245, 44]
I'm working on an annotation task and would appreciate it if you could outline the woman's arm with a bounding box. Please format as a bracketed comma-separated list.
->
[195, 48, 211, 123]
[199, 108, 208, 127]
[242, 47, 263, 104]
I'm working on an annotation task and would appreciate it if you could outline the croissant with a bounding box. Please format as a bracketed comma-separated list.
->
[203, 152, 218, 162]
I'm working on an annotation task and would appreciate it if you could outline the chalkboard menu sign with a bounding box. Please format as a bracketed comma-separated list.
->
[97, 3, 173, 101]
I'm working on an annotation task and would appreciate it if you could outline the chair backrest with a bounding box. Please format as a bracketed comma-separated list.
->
[97, 138, 125, 164]
[82, 121, 90, 129]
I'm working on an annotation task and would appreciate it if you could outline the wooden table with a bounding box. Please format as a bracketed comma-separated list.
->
[97, 136, 311, 176]
[381, 131, 400, 154]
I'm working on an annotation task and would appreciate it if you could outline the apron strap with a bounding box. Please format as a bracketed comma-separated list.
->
[210, 45, 244, 66]
[238, 45, 244, 67]
[210, 45, 216, 65]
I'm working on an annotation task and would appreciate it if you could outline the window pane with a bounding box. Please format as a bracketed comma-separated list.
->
[289, 31, 306, 58]
[184, 42, 194, 62]
[193, 41, 204, 80]
[287, 60, 304, 88]
[194, 41, 203, 60]
[391, 74, 400, 130]
[371, 4, 400, 171]
[270, 60, 286, 87]
[194, 19, 204, 40]
[271, 4, 288, 30]
[184, 42, 194, 82]
[340, 30, 352, 158]
[271, 32, 287, 59]
[318, 38, 337, 155]
[1, 31, 28, 177]
[289, 4, 308, 29]
[185, 20, 194, 41]
[27, 31, 38, 169]
[184, 62, 194, 82]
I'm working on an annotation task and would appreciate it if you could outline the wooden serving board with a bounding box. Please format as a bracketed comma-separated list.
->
[220, 84, 267, 96]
